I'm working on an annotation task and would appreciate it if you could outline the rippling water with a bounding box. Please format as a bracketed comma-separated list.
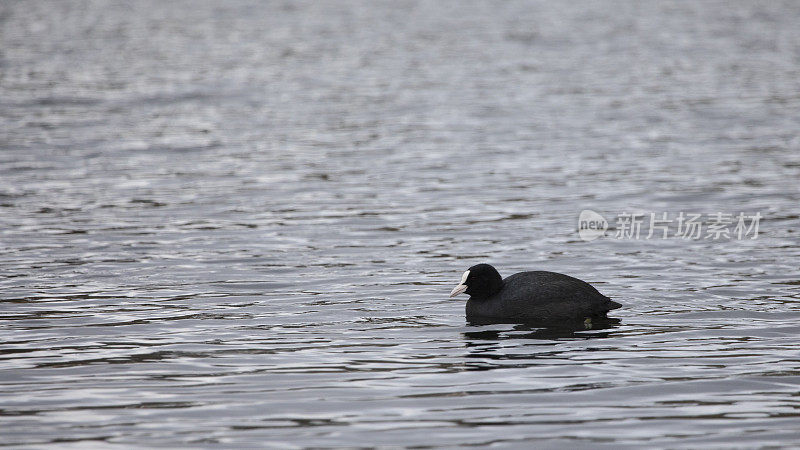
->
[2, 1, 800, 447]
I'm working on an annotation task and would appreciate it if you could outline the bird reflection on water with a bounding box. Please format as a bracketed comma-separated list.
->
[461, 318, 622, 371]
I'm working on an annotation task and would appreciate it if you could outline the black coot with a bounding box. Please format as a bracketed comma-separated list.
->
[449, 263, 621, 324]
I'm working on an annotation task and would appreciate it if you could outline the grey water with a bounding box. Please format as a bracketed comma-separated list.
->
[2, 1, 800, 447]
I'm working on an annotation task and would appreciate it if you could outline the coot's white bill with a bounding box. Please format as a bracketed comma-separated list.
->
[449, 270, 470, 298]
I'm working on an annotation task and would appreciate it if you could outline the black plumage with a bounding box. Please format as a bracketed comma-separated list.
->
[450, 263, 621, 324]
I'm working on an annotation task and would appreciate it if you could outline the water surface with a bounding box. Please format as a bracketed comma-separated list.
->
[2, 1, 800, 447]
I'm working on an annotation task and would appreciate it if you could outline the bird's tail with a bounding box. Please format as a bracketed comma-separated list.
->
[605, 297, 622, 310]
